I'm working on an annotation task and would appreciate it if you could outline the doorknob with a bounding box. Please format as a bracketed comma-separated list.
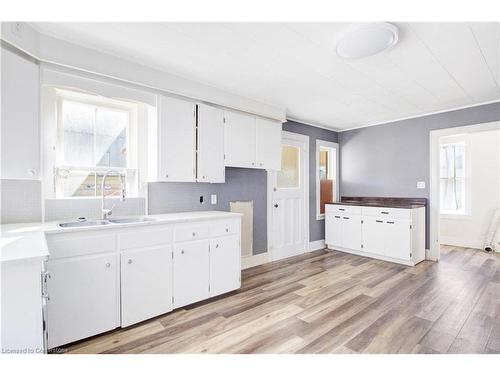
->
[274, 203, 279, 208]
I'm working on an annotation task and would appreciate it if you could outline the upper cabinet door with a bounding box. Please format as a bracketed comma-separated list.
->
[224, 111, 256, 168]
[1, 48, 40, 180]
[159, 96, 196, 182]
[197, 104, 225, 183]
[255, 118, 282, 170]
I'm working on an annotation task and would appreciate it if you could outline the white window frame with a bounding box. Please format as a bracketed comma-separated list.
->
[316, 139, 339, 220]
[439, 135, 472, 219]
[42, 86, 150, 200]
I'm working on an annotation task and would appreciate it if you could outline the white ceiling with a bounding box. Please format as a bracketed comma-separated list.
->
[32, 22, 500, 131]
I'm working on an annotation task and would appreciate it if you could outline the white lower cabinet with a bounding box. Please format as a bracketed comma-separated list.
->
[210, 235, 241, 297]
[173, 240, 210, 308]
[384, 218, 411, 260]
[341, 215, 362, 251]
[46, 215, 241, 348]
[361, 216, 386, 255]
[46, 253, 119, 349]
[325, 204, 425, 266]
[120, 245, 173, 327]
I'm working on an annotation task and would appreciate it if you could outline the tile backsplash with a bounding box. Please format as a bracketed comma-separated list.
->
[44, 197, 146, 222]
[1, 179, 42, 224]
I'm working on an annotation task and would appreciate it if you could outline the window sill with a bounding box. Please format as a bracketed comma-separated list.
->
[440, 212, 472, 220]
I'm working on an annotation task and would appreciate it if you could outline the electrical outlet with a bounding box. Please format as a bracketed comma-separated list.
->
[211, 194, 217, 205]
[417, 181, 426, 189]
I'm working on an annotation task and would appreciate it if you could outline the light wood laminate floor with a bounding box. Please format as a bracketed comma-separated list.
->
[61, 246, 500, 354]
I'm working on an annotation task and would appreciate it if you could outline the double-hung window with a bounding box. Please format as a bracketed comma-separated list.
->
[54, 90, 139, 198]
[440, 139, 469, 215]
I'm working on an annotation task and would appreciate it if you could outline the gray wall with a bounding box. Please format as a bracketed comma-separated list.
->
[338, 102, 500, 248]
[283, 121, 339, 242]
[148, 167, 268, 253]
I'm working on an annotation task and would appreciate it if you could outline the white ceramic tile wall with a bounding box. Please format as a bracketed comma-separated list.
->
[1, 179, 42, 223]
[44, 197, 146, 222]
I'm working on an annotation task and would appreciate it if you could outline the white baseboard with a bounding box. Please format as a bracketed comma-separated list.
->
[241, 252, 269, 270]
[309, 239, 326, 252]
[440, 236, 483, 250]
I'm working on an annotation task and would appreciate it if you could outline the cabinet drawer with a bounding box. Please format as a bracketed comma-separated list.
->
[174, 223, 209, 242]
[118, 225, 173, 250]
[46, 232, 116, 259]
[210, 219, 240, 237]
[325, 204, 362, 215]
[362, 207, 411, 219]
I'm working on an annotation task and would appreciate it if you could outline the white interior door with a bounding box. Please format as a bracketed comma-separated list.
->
[269, 133, 308, 261]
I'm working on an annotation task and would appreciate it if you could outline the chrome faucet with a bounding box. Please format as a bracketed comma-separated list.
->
[101, 170, 126, 220]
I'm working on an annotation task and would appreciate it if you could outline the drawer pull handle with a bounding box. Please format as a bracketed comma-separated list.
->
[387, 221, 395, 224]
[343, 217, 349, 220]
[381, 211, 389, 214]
[376, 220, 383, 223]
[339, 208, 345, 211]
[334, 215, 341, 218]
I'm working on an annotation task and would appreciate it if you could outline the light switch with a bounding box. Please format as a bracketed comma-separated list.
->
[211, 194, 217, 205]
[417, 181, 426, 189]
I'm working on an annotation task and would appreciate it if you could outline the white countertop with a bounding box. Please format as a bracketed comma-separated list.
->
[1, 211, 241, 264]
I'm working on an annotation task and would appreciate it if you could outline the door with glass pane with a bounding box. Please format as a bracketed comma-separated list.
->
[269, 135, 307, 261]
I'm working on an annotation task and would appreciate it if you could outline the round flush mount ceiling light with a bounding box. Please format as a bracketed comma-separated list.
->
[336, 23, 399, 59]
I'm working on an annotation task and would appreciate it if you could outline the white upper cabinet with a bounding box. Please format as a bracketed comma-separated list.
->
[224, 110, 282, 170]
[255, 118, 282, 170]
[1, 48, 40, 179]
[197, 104, 225, 183]
[159, 95, 196, 182]
[224, 111, 256, 168]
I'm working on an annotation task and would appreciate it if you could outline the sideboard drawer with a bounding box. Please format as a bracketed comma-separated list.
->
[361, 207, 411, 219]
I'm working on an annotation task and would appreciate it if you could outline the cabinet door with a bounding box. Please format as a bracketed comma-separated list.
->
[341, 215, 362, 251]
[210, 235, 241, 297]
[255, 118, 282, 170]
[362, 216, 386, 255]
[159, 96, 196, 182]
[173, 240, 210, 308]
[224, 111, 256, 168]
[326, 214, 342, 248]
[1, 47, 40, 179]
[46, 253, 119, 348]
[121, 245, 173, 327]
[197, 104, 225, 183]
[384, 219, 411, 260]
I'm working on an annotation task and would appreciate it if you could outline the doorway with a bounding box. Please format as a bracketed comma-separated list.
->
[429, 120, 500, 260]
[267, 131, 309, 261]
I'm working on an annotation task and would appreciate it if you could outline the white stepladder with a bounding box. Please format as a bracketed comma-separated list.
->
[484, 208, 500, 252]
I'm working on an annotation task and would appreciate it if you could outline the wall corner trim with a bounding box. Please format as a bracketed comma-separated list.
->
[309, 239, 326, 252]
[241, 252, 269, 270]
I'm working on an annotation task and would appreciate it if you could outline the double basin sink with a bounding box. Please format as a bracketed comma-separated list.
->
[59, 217, 156, 228]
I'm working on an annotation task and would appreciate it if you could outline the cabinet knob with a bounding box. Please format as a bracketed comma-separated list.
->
[216, 244, 219, 248]
[128, 259, 133, 264]
[274, 204, 279, 208]
[225, 228, 229, 232]
[181, 250, 185, 254]
[166, 174, 169, 178]
[192, 232, 196, 237]
[105, 262, 111, 268]
[259, 163, 263, 166]
[251, 162, 255, 166]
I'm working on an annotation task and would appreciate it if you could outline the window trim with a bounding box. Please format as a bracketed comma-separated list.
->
[316, 139, 339, 220]
[42, 86, 150, 200]
[439, 135, 472, 218]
